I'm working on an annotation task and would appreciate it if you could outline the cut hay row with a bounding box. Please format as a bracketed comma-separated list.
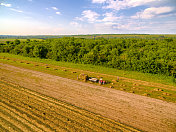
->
[0, 86, 96, 131]
[1, 83, 114, 130]
[0, 108, 34, 132]
[2, 89, 105, 131]
[0, 86, 69, 131]
[1, 80, 139, 132]
[1, 81, 134, 132]
[0, 80, 140, 132]
[0, 95, 71, 132]
[0, 116, 22, 132]
[0, 104, 42, 132]
[0, 100, 53, 132]
[0, 123, 9, 132]
[0, 89, 113, 131]
[0, 83, 117, 131]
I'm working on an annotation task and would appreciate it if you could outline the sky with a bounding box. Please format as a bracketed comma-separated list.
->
[0, 0, 176, 35]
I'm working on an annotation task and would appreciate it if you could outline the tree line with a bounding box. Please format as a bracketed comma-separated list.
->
[0, 37, 176, 81]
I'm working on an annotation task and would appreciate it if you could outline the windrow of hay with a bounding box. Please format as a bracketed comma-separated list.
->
[0, 80, 140, 132]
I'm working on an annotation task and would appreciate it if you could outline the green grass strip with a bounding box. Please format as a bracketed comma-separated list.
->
[0, 53, 175, 86]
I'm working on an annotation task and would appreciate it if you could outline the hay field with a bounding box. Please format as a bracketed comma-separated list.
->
[0, 80, 139, 132]
[0, 54, 175, 103]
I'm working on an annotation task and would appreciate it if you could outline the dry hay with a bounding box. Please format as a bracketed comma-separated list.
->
[143, 93, 150, 96]
[130, 91, 135, 93]
[159, 96, 166, 100]
[0, 80, 138, 132]
[154, 88, 163, 92]
[162, 93, 171, 96]
[79, 74, 88, 81]
[63, 69, 67, 71]
[120, 84, 126, 87]
[45, 66, 50, 68]
[35, 64, 39, 66]
[133, 83, 139, 86]
[120, 88, 126, 91]
[132, 87, 141, 90]
[26, 62, 30, 64]
[110, 86, 114, 88]
[112, 80, 117, 83]
[0, 77, 5, 80]
[72, 71, 77, 73]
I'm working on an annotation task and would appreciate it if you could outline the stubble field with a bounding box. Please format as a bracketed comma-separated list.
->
[0, 79, 138, 132]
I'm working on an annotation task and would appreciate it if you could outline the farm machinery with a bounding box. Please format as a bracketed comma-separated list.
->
[78, 73, 106, 85]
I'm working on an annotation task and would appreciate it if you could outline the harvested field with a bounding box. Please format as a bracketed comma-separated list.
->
[1, 55, 176, 103]
[0, 63, 176, 132]
[0, 80, 138, 132]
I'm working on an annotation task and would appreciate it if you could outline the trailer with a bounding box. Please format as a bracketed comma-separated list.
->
[89, 78, 98, 82]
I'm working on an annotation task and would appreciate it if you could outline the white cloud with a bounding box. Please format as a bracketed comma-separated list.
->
[71, 0, 176, 34]
[75, 17, 84, 21]
[94, 20, 146, 33]
[101, 12, 122, 22]
[91, 0, 175, 11]
[92, 0, 106, 3]
[132, 6, 175, 19]
[10, 8, 23, 13]
[0, 3, 12, 7]
[158, 12, 176, 18]
[104, 0, 158, 10]
[112, 22, 145, 31]
[46, 7, 61, 15]
[126, 0, 158, 8]
[52, 7, 58, 10]
[56, 12, 61, 15]
[80, 10, 100, 23]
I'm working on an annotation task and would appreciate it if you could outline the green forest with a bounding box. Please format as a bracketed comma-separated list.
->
[0, 37, 176, 81]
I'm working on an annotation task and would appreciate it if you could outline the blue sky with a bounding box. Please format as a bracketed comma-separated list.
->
[0, 0, 176, 35]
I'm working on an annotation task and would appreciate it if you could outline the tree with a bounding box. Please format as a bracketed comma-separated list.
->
[14, 39, 21, 45]
[33, 45, 48, 58]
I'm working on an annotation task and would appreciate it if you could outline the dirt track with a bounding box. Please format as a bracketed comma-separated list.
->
[0, 63, 176, 132]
